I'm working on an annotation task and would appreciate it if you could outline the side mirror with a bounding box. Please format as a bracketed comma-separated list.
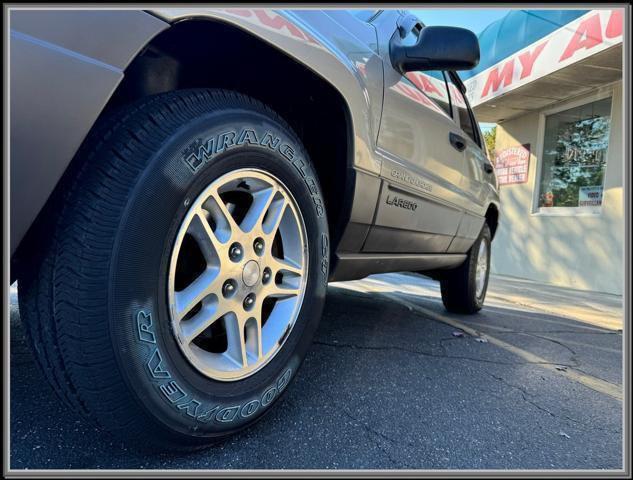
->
[390, 25, 480, 73]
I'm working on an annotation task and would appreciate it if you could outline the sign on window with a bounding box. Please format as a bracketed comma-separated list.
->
[578, 186, 604, 207]
[494, 144, 531, 185]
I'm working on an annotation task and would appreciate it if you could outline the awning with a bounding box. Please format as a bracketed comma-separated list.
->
[462, 9, 623, 123]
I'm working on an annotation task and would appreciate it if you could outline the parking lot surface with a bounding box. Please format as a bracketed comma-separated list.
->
[10, 273, 623, 470]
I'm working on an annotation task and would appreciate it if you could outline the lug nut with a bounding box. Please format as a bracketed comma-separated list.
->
[243, 293, 256, 311]
[222, 280, 237, 298]
[229, 242, 243, 262]
[253, 238, 265, 256]
[262, 267, 272, 284]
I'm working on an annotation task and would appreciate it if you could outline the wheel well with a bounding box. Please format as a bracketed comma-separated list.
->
[103, 18, 353, 252]
[485, 204, 499, 239]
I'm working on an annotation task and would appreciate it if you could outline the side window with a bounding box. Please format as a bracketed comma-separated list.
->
[405, 71, 452, 118]
[400, 23, 452, 118]
[348, 10, 380, 22]
[447, 74, 479, 145]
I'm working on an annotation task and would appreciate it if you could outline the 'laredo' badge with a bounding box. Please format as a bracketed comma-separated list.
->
[386, 194, 418, 211]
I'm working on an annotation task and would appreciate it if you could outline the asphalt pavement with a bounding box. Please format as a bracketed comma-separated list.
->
[9, 274, 624, 470]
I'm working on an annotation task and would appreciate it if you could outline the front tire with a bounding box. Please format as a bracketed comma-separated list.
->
[440, 223, 491, 314]
[18, 89, 329, 449]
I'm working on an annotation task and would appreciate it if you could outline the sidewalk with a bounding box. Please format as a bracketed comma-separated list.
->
[486, 274, 623, 331]
[343, 272, 624, 331]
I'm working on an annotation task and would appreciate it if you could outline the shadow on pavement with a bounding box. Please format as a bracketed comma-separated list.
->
[9, 283, 623, 470]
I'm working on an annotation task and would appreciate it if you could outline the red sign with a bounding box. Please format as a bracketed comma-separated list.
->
[494, 144, 531, 185]
[465, 10, 623, 106]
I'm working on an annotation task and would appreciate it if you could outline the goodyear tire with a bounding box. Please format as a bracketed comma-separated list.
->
[439, 223, 491, 314]
[18, 89, 329, 450]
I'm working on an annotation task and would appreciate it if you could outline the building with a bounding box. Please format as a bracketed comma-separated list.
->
[462, 9, 625, 295]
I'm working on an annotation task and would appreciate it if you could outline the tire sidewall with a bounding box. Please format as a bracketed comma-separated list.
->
[471, 225, 491, 308]
[108, 105, 329, 438]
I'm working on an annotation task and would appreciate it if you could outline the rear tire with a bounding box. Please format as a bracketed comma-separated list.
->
[18, 89, 329, 450]
[440, 223, 491, 314]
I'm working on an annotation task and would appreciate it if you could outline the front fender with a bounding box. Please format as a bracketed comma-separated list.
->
[9, 10, 168, 255]
[150, 8, 382, 176]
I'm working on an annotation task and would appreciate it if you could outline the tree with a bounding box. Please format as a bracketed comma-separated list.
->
[483, 126, 497, 161]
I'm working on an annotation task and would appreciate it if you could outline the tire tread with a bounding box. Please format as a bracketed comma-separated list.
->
[18, 89, 309, 448]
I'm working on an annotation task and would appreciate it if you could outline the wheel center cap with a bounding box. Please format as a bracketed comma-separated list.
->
[242, 260, 260, 287]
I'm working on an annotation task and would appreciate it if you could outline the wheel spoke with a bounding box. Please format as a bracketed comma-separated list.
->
[262, 192, 287, 237]
[264, 282, 301, 300]
[265, 257, 302, 299]
[224, 314, 248, 368]
[205, 190, 241, 239]
[181, 300, 231, 343]
[188, 210, 223, 265]
[240, 185, 278, 233]
[244, 315, 263, 362]
[174, 268, 219, 320]
[270, 256, 303, 277]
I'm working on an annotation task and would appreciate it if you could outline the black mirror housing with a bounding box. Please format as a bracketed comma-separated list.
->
[390, 25, 480, 73]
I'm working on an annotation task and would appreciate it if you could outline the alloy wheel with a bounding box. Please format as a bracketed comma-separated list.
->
[168, 169, 308, 381]
[475, 239, 488, 299]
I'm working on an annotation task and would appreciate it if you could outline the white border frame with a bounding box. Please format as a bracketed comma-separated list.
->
[531, 85, 616, 216]
[3, 4, 630, 478]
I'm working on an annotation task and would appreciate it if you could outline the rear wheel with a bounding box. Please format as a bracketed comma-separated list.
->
[18, 89, 329, 449]
[440, 223, 491, 314]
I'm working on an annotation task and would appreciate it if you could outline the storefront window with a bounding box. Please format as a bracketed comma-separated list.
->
[536, 96, 612, 212]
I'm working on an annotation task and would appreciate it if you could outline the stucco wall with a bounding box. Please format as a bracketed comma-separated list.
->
[491, 82, 623, 295]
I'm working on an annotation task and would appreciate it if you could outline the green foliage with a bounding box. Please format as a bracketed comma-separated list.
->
[483, 126, 497, 160]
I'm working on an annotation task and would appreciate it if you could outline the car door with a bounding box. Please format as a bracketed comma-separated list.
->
[445, 72, 491, 251]
[362, 11, 471, 254]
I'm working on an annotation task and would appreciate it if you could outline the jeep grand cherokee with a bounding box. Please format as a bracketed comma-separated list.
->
[10, 8, 500, 448]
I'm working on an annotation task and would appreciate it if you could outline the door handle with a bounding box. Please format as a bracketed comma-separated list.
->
[449, 133, 467, 152]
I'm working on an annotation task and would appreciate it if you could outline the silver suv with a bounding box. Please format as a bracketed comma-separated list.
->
[10, 8, 499, 448]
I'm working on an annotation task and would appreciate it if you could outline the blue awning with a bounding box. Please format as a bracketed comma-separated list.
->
[460, 9, 589, 80]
